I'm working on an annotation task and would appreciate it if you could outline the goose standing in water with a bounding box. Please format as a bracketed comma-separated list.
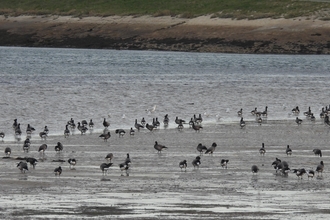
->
[105, 153, 113, 162]
[115, 129, 126, 137]
[17, 161, 28, 173]
[196, 143, 208, 155]
[135, 119, 144, 131]
[103, 118, 110, 128]
[0, 132, 4, 141]
[54, 166, 62, 176]
[259, 143, 266, 156]
[313, 149, 322, 157]
[316, 161, 324, 176]
[4, 147, 11, 157]
[192, 156, 201, 168]
[237, 108, 243, 117]
[179, 160, 187, 171]
[154, 141, 167, 153]
[54, 142, 64, 153]
[38, 144, 47, 154]
[64, 124, 70, 137]
[251, 165, 259, 174]
[26, 157, 38, 169]
[88, 119, 94, 129]
[99, 131, 111, 141]
[295, 117, 302, 125]
[205, 142, 217, 155]
[220, 159, 229, 169]
[163, 114, 169, 126]
[100, 163, 113, 174]
[240, 117, 246, 128]
[286, 145, 292, 156]
[130, 128, 135, 136]
[68, 158, 77, 169]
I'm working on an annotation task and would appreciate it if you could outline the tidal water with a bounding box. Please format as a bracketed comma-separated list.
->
[0, 46, 330, 139]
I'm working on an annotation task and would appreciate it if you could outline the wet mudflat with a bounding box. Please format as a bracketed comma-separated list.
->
[0, 119, 330, 219]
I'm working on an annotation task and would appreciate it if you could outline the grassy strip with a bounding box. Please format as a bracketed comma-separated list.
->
[0, 0, 330, 19]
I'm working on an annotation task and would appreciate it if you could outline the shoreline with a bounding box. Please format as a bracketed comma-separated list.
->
[1, 15, 330, 54]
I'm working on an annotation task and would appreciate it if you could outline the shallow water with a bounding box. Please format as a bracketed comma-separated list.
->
[0, 47, 330, 219]
[1, 47, 330, 139]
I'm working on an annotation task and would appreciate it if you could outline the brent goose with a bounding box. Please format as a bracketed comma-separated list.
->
[38, 144, 47, 154]
[39, 131, 47, 139]
[192, 156, 201, 168]
[154, 141, 167, 153]
[303, 106, 311, 117]
[15, 123, 22, 136]
[54, 142, 63, 152]
[54, 166, 62, 176]
[81, 120, 88, 127]
[237, 108, 243, 117]
[196, 143, 208, 154]
[64, 124, 70, 137]
[43, 126, 49, 134]
[77, 122, 88, 135]
[257, 117, 262, 125]
[205, 142, 217, 155]
[295, 117, 302, 125]
[68, 119, 76, 130]
[130, 128, 135, 136]
[293, 168, 306, 179]
[135, 119, 144, 130]
[286, 145, 292, 156]
[4, 147, 11, 157]
[251, 165, 259, 174]
[125, 153, 131, 165]
[23, 142, 30, 152]
[0, 132, 4, 140]
[99, 131, 111, 141]
[100, 163, 113, 174]
[26, 157, 38, 169]
[261, 106, 268, 117]
[292, 106, 300, 114]
[259, 143, 266, 156]
[179, 160, 187, 171]
[17, 161, 28, 173]
[307, 169, 315, 179]
[119, 161, 130, 173]
[163, 114, 169, 126]
[251, 107, 257, 116]
[146, 123, 155, 132]
[175, 117, 185, 125]
[115, 129, 126, 137]
[316, 161, 324, 176]
[13, 119, 18, 129]
[313, 149, 322, 157]
[189, 118, 194, 127]
[192, 122, 203, 132]
[105, 153, 113, 162]
[26, 124, 35, 136]
[68, 158, 77, 169]
[240, 117, 246, 128]
[194, 114, 203, 124]
[141, 117, 146, 126]
[103, 118, 110, 128]
[220, 159, 229, 169]
[89, 119, 94, 128]
[177, 122, 184, 130]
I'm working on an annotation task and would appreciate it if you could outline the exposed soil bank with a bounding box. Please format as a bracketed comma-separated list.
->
[1, 15, 330, 54]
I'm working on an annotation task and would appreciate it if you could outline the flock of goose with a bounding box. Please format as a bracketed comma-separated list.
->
[1, 104, 329, 179]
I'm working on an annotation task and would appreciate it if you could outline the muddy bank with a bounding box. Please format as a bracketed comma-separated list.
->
[0, 15, 330, 54]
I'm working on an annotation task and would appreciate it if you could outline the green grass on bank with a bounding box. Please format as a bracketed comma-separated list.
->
[0, 0, 330, 20]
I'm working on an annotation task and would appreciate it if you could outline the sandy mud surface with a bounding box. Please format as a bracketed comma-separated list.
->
[1, 118, 330, 219]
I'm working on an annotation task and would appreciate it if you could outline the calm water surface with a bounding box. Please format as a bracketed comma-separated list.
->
[0, 47, 329, 139]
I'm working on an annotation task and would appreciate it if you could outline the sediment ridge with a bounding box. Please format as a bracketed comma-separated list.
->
[1, 15, 330, 54]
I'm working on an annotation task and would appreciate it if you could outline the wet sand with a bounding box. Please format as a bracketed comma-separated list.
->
[0, 117, 329, 219]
